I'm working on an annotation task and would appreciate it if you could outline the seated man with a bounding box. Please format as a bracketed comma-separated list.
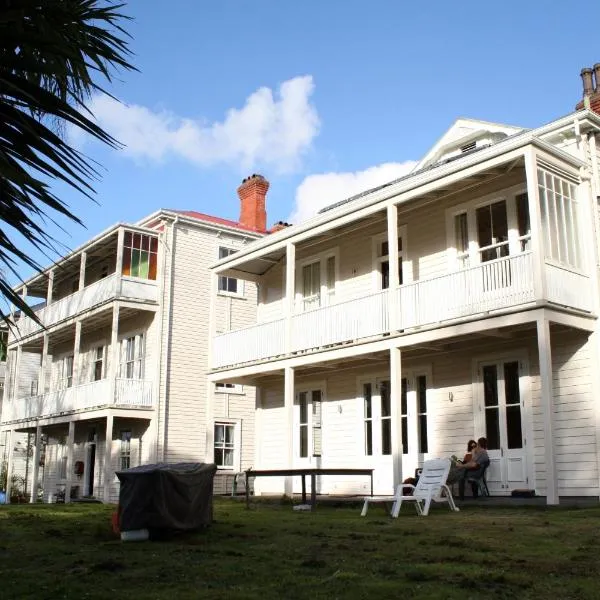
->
[456, 437, 489, 500]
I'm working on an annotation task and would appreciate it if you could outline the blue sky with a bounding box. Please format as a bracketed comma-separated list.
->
[15, 0, 600, 281]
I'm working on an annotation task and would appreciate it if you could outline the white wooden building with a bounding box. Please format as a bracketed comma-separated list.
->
[209, 69, 600, 504]
[0, 176, 271, 503]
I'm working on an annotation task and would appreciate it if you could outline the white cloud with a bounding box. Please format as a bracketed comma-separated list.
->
[289, 161, 417, 224]
[81, 76, 319, 173]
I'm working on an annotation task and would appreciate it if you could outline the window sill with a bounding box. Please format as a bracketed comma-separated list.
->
[217, 291, 245, 300]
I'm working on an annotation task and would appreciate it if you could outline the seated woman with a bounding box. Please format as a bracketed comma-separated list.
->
[457, 437, 490, 500]
[460, 440, 478, 465]
[447, 439, 478, 484]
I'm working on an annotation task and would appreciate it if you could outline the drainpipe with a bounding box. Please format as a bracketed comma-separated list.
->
[155, 215, 178, 463]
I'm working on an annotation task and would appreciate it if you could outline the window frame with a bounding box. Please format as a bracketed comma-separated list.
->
[371, 226, 408, 291]
[215, 382, 245, 395]
[295, 248, 339, 312]
[217, 246, 245, 298]
[92, 344, 106, 382]
[119, 332, 145, 380]
[119, 429, 132, 471]
[445, 184, 529, 272]
[121, 231, 159, 281]
[213, 419, 241, 470]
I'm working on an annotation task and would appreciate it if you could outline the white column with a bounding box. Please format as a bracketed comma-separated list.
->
[285, 243, 296, 354]
[524, 148, 546, 303]
[108, 303, 120, 403]
[29, 425, 41, 504]
[46, 269, 54, 305]
[284, 366, 295, 496]
[78, 251, 87, 291]
[386, 203, 400, 331]
[389, 347, 403, 489]
[39, 334, 49, 395]
[205, 380, 214, 464]
[73, 321, 82, 386]
[12, 345, 22, 403]
[115, 228, 125, 295]
[64, 421, 75, 503]
[255, 387, 263, 469]
[103, 414, 114, 503]
[5, 430, 13, 502]
[536, 315, 558, 505]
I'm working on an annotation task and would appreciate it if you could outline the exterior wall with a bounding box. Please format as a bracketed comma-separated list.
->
[257, 173, 526, 324]
[253, 329, 599, 498]
[159, 219, 258, 488]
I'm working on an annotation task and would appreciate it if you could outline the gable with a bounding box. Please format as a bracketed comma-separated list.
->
[413, 118, 526, 173]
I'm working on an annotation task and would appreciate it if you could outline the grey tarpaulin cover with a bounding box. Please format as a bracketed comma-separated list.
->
[116, 462, 217, 532]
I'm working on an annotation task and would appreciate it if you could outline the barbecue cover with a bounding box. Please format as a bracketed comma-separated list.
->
[117, 462, 217, 532]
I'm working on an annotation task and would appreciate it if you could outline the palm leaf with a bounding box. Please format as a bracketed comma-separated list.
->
[0, 0, 136, 328]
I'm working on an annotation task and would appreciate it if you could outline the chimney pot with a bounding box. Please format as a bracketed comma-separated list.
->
[581, 67, 594, 97]
[594, 63, 600, 93]
[238, 174, 269, 232]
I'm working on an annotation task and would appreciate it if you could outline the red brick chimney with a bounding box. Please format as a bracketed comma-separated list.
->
[576, 64, 600, 114]
[238, 174, 269, 232]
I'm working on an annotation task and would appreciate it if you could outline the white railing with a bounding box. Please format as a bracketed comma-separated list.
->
[15, 274, 158, 338]
[291, 289, 389, 352]
[115, 378, 154, 406]
[545, 262, 592, 313]
[1, 377, 154, 423]
[212, 318, 286, 369]
[398, 253, 535, 329]
[210, 251, 595, 370]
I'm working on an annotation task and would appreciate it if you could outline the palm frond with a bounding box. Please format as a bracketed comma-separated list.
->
[0, 0, 136, 327]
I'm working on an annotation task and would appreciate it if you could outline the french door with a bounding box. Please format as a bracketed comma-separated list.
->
[476, 359, 528, 495]
[294, 388, 323, 492]
[360, 370, 431, 494]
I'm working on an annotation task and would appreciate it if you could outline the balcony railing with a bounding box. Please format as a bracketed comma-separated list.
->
[212, 252, 593, 370]
[1, 377, 154, 423]
[15, 274, 158, 338]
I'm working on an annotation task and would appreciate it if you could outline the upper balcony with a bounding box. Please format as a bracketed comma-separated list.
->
[1, 377, 154, 424]
[210, 142, 597, 372]
[11, 225, 160, 343]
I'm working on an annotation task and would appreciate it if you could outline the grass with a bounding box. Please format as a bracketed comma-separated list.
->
[1, 499, 600, 599]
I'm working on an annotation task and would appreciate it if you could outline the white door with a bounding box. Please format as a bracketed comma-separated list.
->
[401, 372, 432, 480]
[478, 360, 528, 495]
[295, 389, 323, 492]
[361, 379, 393, 494]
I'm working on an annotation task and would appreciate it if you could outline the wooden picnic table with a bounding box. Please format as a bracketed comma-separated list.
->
[244, 468, 374, 509]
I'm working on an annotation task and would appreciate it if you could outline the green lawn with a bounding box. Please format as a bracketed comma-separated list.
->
[1, 499, 600, 599]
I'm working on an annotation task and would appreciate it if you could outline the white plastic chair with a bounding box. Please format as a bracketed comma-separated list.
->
[361, 458, 459, 517]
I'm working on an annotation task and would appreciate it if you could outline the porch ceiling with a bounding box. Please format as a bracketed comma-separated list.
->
[221, 157, 527, 279]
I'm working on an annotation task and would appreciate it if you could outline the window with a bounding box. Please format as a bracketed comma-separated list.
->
[516, 193, 531, 251]
[60, 355, 74, 389]
[93, 346, 105, 381]
[218, 247, 239, 295]
[298, 253, 337, 311]
[302, 261, 321, 310]
[449, 190, 528, 271]
[120, 334, 145, 379]
[120, 430, 132, 470]
[0, 330, 7, 362]
[417, 375, 428, 454]
[58, 442, 67, 479]
[215, 382, 244, 394]
[122, 232, 158, 280]
[363, 383, 373, 456]
[380, 381, 391, 456]
[454, 213, 469, 268]
[476, 200, 509, 263]
[298, 391, 309, 458]
[538, 168, 580, 269]
[373, 232, 404, 290]
[401, 378, 408, 455]
[214, 422, 235, 468]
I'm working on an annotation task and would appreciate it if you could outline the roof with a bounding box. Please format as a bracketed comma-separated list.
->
[168, 210, 267, 234]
